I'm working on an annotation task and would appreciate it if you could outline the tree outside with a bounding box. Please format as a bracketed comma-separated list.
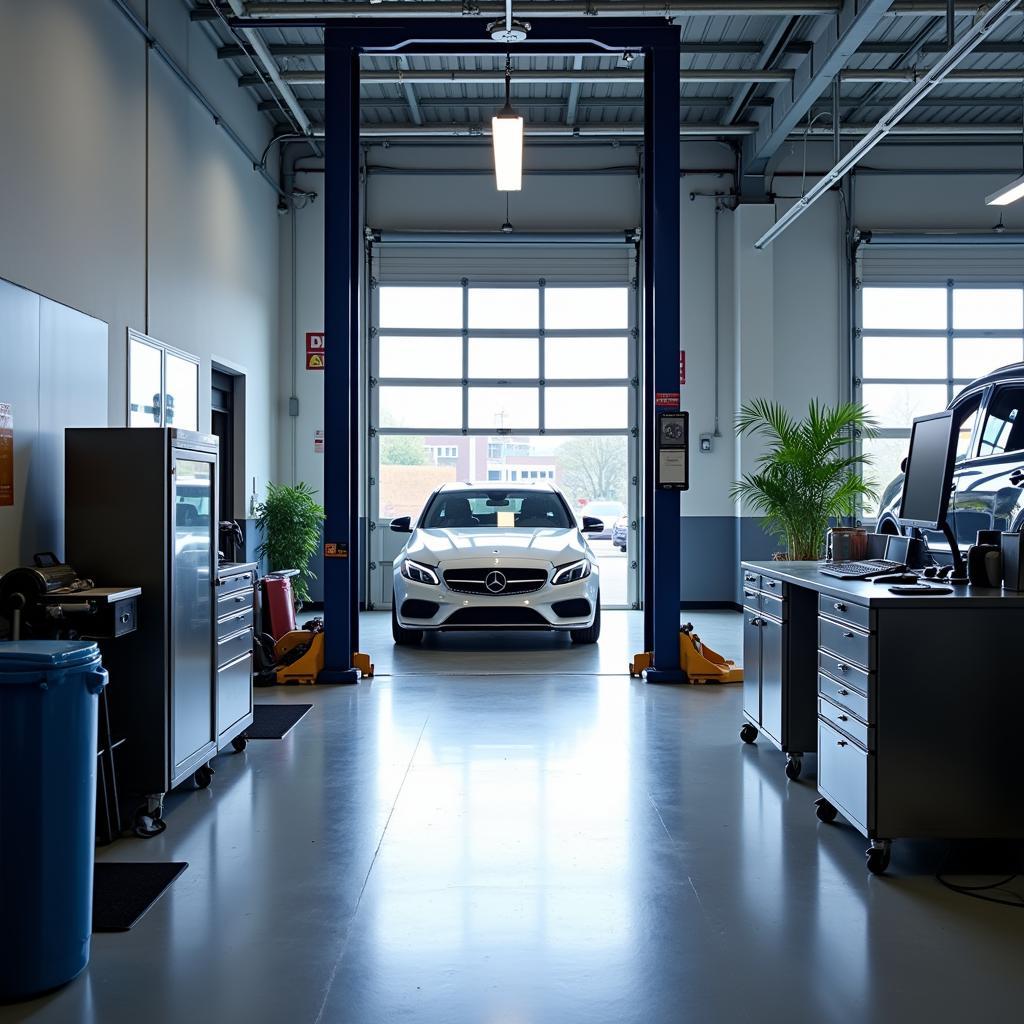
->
[556, 436, 627, 504]
[380, 435, 427, 465]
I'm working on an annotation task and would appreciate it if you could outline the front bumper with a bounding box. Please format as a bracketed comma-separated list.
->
[393, 563, 599, 631]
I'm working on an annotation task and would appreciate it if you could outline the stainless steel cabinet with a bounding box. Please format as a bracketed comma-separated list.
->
[739, 566, 818, 780]
[215, 563, 255, 752]
[66, 428, 220, 829]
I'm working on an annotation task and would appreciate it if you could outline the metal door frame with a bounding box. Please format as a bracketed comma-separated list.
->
[365, 259, 641, 610]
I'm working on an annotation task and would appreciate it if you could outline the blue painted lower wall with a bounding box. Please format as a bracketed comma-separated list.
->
[678, 515, 779, 606]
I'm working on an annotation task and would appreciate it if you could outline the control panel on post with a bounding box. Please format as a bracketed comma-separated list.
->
[656, 412, 689, 491]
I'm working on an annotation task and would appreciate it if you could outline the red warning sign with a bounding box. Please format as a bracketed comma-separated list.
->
[306, 332, 325, 371]
[655, 392, 679, 409]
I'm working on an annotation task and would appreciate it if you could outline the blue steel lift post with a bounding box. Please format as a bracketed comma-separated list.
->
[301, 16, 683, 683]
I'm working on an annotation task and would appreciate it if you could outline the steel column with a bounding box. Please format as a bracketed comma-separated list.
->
[643, 33, 684, 682]
[321, 36, 361, 683]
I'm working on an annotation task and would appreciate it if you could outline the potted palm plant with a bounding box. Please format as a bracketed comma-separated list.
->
[253, 482, 326, 606]
[731, 398, 877, 561]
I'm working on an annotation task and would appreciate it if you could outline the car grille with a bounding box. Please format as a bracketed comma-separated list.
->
[442, 567, 549, 596]
[442, 607, 549, 628]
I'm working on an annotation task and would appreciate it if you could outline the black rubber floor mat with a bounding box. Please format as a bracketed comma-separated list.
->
[93, 862, 188, 932]
[246, 703, 313, 739]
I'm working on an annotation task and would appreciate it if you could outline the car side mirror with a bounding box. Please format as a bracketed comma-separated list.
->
[900, 457, 908, 474]
[582, 516, 603, 533]
[390, 516, 412, 533]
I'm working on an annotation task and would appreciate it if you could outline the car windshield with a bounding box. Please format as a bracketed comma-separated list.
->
[421, 489, 573, 530]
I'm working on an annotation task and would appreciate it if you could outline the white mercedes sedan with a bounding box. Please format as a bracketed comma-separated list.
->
[390, 483, 602, 646]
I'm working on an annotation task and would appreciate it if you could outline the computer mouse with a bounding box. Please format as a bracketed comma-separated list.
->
[936, 565, 952, 579]
[922, 566, 938, 578]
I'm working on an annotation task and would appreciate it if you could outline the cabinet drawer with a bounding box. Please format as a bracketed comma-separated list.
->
[217, 627, 253, 668]
[818, 697, 870, 750]
[741, 587, 761, 611]
[818, 720, 870, 833]
[218, 571, 255, 598]
[818, 650, 870, 696]
[819, 617, 873, 670]
[217, 587, 253, 615]
[217, 606, 253, 640]
[818, 593, 871, 632]
[760, 576, 782, 596]
[741, 569, 761, 592]
[217, 652, 252, 734]
[818, 671, 870, 723]
[761, 593, 785, 621]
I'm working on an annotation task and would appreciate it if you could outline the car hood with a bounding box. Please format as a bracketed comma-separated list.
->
[405, 528, 589, 566]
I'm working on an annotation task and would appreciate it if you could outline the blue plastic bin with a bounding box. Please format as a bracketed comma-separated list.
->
[0, 641, 108, 1002]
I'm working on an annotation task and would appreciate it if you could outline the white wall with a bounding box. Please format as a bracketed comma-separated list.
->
[0, 0, 281, 527]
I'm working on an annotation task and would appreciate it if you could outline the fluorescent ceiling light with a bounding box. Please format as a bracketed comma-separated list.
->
[493, 53, 523, 192]
[492, 109, 524, 191]
[986, 173, 1024, 207]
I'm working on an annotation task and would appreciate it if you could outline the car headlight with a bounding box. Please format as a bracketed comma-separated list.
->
[552, 559, 592, 585]
[401, 559, 440, 586]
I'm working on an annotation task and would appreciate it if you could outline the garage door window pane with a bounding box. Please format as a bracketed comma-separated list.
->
[545, 288, 629, 330]
[468, 338, 539, 379]
[380, 386, 462, 429]
[379, 287, 462, 329]
[861, 383, 948, 429]
[953, 337, 1024, 381]
[468, 387, 539, 430]
[468, 289, 538, 330]
[380, 337, 462, 379]
[862, 287, 947, 331]
[545, 387, 628, 430]
[953, 288, 1024, 331]
[546, 337, 629, 379]
[861, 437, 908, 517]
[862, 336, 945, 379]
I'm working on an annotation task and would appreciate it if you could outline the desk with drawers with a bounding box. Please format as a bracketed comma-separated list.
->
[215, 562, 256, 754]
[741, 560, 1024, 874]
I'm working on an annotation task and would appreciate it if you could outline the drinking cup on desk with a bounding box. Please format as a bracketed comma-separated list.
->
[827, 527, 867, 562]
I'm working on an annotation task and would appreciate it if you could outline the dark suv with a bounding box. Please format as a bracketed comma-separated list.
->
[875, 363, 1024, 557]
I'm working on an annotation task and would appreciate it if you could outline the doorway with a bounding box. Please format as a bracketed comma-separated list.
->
[365, 257, 640, 611]
[211, 368, 238, 524]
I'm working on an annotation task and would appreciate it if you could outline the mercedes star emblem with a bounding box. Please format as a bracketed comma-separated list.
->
[485, 570, 507, 593]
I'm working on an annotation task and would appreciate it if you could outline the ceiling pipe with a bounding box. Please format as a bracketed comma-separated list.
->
[230, 0, 1023, 16]
[242, 67, 1024, 87]
[237, 1, 845, 17]
[299, 121, 1023, 139]
[754, 0, 1023, 250]
[224, 0, 312, 136]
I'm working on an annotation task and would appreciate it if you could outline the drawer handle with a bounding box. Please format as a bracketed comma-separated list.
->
[745, 574, 756, 582]
[749, 617, 763, 627]
[837, 688, 850, 696]
[767, 580, 777, 588]
[834, 601, 847, 612]
[838, 714, 849, 722]
[744, 590, 755, 598]
[119, 612, 130, 624]
[842, 630, 854, 638]
[837, 740, 848, 747]
[836, 662, 849, 673]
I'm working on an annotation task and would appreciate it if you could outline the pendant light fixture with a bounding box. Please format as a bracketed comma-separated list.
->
[986, 83, 1024, 206]
[492, 53, 524, 192]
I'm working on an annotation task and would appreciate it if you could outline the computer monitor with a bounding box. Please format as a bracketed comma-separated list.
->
[898, 410, 956, 531]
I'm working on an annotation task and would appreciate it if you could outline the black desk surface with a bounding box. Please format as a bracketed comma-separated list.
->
[742, 559, 1024, 609]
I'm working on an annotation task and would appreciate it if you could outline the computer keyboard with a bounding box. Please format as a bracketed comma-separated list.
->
[819, 558, 907, 580]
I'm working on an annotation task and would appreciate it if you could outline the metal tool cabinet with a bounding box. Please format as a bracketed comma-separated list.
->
[743, 561, 1024, 874]
[739, 568, 818, 780]
[215, 562, 255, 753]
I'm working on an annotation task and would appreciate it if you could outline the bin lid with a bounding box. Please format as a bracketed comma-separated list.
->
[0, 640, 101, 672]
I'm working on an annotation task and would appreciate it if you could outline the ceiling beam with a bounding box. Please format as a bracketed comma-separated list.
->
[565, 56, 585, 126]
[721, 16, 799, 126]
[742, 0, 896, 177]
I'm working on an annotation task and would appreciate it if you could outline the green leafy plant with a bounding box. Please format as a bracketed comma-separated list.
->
[731, 399, 877, 561]
[254, 482, 326, 606]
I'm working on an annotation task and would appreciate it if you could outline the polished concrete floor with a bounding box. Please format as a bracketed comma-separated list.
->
[5, 610, 1024, 1023]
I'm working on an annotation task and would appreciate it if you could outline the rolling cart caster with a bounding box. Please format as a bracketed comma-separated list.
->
[739, 724, 758, 744]
[193, 763, 215, 789]
[132, 797, 166, 838]
[784, 754, 803, 781]
[231, 734, 248, 753]
[866, 840, 891, 875]
[815, 797, 837, 824]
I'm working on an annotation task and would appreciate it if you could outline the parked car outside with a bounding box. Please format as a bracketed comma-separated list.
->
[875, 362, 1024, 559]
[390, 483, 603, 645]
[611, 515, 628, 552]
